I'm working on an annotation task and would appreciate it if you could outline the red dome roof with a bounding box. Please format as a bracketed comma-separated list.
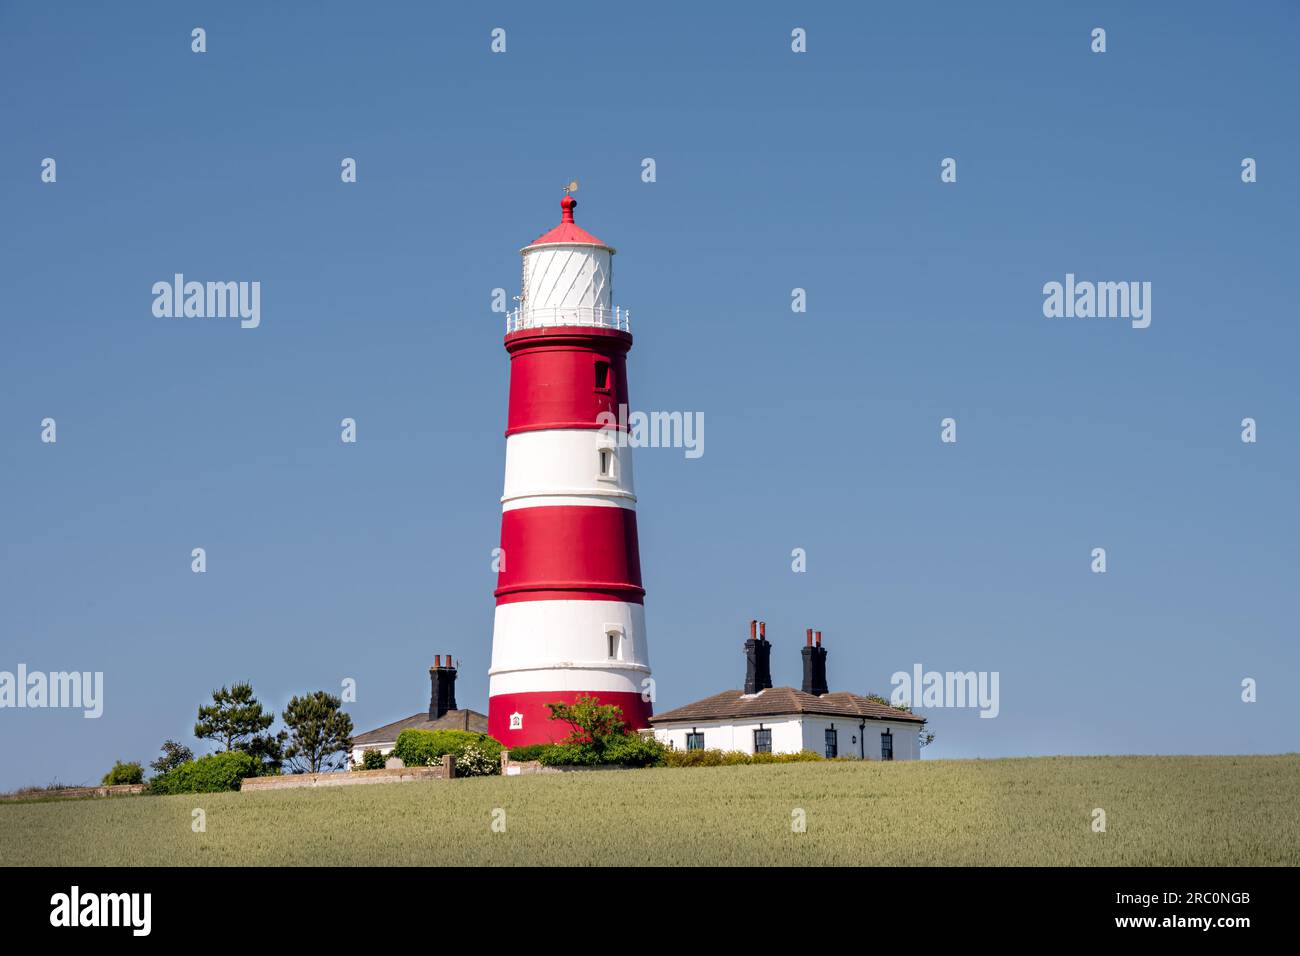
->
[525, 194, 611, 250]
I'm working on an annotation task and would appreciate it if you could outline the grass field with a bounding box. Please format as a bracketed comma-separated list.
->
[3, 755, 1296, 866]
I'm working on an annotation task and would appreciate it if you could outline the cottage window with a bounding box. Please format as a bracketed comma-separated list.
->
[824, 727, 838, 759]
[686, 731, 705, 751]
[753, 728, 772, 754]
[881, 729, 894, 761]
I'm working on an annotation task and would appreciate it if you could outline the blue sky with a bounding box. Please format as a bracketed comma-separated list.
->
[2, 1, 1297, 789]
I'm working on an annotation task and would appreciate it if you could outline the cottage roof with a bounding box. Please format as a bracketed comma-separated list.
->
[648, 688, 925, 725]
[352, 709, 488, 747]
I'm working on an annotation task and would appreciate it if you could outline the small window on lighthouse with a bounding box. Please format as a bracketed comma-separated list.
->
[598, 447, 616, 480]
[606, 627, 623, 660]
[594, 361, 611, 391]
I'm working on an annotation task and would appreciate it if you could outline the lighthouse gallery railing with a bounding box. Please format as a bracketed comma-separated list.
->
[505, 305, 630, 333]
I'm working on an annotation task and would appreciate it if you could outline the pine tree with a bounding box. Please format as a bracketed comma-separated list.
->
[282, 691, 354, 773]
[194, 682, 275, 752]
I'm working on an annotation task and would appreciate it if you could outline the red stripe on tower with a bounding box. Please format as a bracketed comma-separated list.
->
[495, 506, 644, 604]
[488, 191, 653, 746]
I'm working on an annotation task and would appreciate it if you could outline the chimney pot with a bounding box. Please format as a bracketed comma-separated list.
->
[759, 621, 766, 639]
[806, 628, 813, 647]
[434, 654, 441, 668]
[750, 620, 756, 640]
[815, 630, 822, 647]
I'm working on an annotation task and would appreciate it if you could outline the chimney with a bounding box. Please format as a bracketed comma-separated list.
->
[801, 629, 829, 696]
[744, 620, 773, 694]
[429, 654, 458, 719]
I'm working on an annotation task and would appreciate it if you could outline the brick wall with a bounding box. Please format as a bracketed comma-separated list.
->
[498, 754, 629, 776]
[500, 755, 560, 776]
[0, 783, 148, 801]
[240, 754, 455, 791]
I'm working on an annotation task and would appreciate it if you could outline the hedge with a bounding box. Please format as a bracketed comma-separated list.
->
[506, 744, 550, 763]
[101, 760, 145, 785]
[391, 729, 503, 775]
[662, 748, 826, 768]
[150, 750, 259, 794]
[536, 733, 667, 768]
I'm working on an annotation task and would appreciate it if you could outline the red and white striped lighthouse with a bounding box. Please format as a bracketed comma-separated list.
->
[487, 191, 653, 746]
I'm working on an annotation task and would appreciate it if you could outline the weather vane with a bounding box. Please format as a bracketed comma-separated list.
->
[563, 179, 579, 194]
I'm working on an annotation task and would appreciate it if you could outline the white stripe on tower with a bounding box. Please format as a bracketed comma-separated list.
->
[501, 429, 636, 511]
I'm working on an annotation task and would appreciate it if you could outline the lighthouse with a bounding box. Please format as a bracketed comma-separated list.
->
[487, 191, 653, 746]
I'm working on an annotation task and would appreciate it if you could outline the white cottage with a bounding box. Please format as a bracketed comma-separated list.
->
[649, 623, 926, 761]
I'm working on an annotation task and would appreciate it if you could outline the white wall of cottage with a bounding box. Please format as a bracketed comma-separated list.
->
[652, 715, 923, 760]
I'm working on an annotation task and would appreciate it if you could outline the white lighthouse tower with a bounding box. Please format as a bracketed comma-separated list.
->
[487, 190, 653, 746]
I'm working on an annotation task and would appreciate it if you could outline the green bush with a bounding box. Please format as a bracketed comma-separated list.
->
[662, 748, 826, 768]
[602, 733, 667, 768]
[360, 749, 387, 770]
[507, 744, 550, 763]
[101, 761, 145, 785]
[751, 750, 825, 764]
[454, 744, 501, 777]
[537, 733, 666, 768]
[663, 749, 750, 768]
[537, 743, 599, 767]
[150, 751, 258, 794]
[392, 730, 503, 769]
